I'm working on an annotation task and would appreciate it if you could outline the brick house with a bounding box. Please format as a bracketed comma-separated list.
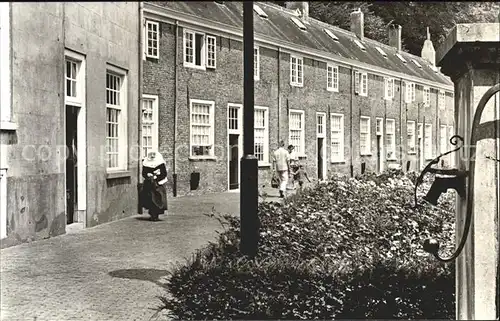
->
[0, 2, 140, 248]
[141, 1, 456, 197]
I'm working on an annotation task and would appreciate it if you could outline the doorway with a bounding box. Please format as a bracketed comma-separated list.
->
[376, 135, 382, 173]
[316, 112, 326, 180]
[418, 123, 424, 169]
[376, 118, 384, 173]
[65, 106, 79, 225]
[317, 138, 324, 180]
[227, 104, 242, 191]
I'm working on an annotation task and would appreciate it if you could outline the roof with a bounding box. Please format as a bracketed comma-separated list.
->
[147, 1, 453, 88]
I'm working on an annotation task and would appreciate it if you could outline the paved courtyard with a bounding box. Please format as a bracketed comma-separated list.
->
[0, 190, 251, 321]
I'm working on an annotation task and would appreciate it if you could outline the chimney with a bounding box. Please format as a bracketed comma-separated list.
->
[388, 24, 402, 52]
[421, 27, 436, 66]
[286, 2, 309, 23]
[350, 8, 364, 40]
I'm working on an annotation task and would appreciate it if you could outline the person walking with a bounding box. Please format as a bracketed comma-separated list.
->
[272, 140, 290, 198]
[292, 164, 311, 190]
[287, 144, 299, 190]
[140, 150, 168, 221]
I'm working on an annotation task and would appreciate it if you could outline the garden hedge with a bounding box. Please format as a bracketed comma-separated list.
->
[158, 170, 456, 319]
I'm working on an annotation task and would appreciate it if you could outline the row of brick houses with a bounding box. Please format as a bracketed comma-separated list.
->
[142, 1, 455, 196]
[0, 1, 455, 247]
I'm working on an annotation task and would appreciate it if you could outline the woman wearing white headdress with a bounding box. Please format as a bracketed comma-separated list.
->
[141, 150, 168, 221]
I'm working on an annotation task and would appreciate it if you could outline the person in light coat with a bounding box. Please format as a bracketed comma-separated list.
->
[272, 140, 290, 198]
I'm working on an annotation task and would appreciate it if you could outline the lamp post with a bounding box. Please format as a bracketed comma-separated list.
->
[240, 0, 260, 257]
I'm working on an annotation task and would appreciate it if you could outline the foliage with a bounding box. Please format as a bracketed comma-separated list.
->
[158, 170, 456, 319]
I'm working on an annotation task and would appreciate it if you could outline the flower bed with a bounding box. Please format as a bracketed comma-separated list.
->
[159, 170, 456, 319]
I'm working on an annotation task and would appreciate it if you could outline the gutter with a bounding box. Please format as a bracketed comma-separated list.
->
[350, 66, 354, 177]
[172, 20, 179, 197]
[137, 2, 144, 213]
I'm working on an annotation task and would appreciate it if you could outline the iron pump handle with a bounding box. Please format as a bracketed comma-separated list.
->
[417, 83, 500, 263]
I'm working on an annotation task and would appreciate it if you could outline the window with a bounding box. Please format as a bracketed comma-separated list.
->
[376, 118, 383, 136]
[440, 125, 447, 154]
[324, 28, 339, 41]
[253, 4, 268, 18]
[354, 70, 368, 96]
[190, 100, 215, 157]
[330, 113, 344, 162]
[291, 17, 306, 31]
[0, 2, 11, 126]
[64, 51, 85, 107]
[290, 55, 303, 87]
[354, 39, 366, 51]
[327, 64, 339, 92]
[407, 121, 416, 154]
[412, 59, 422, 68]
[145, 20, 159, 59]
[142, 95, 159, 159]
[424, 123, 432, 159]
[254, 47, 260, 81]
[106, 66, 128, 171]
[289, 109, 305, 156]
[405, 82, 415, 103]
[396, 53, 407, 63]
[360, 116, 371, 155]
[384, 77, 394, 100]
[423, 87, 431, 107]
[317, 113, 326, 138]
[254, 107, 269, 164]
[376, 47, 387, 58]
[386, 119, 396, 159]
[439, 90, 445, 110]
[183, 29, 216, 69]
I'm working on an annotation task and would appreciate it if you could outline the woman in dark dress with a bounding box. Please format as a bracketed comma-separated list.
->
[141, 151, 168, 221]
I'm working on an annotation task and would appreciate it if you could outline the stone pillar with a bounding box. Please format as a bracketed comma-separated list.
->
[436, 23, 500, 320]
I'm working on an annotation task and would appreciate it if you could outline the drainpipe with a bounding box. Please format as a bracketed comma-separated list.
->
[277, 47, 281, 142]
[400, 77, 404, 169]
[137, 2, 144, 213]
[350, 66, 354, 177]
[172, 20, 179, 197]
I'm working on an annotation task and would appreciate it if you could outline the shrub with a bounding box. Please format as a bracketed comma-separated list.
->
[158, 171, 456, 319]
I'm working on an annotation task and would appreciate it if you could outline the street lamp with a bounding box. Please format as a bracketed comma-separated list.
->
[240, 1, 260, 257]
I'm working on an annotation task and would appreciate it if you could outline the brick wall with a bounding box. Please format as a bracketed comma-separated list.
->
[143, 18, 455, 197]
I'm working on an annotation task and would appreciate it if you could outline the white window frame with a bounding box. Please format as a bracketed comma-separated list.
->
[423, 87, 431, 107]
[405, 82, 415, 103]
[0, 3, 13, 129]
[141, 94, 159, 159]
[288, 109, 306, 157]
[360, 116, 371, 155]
[327, 64, 339, 92]
[189, 99, 215, 159]
[65, 52, 85, 107]
[376, 47, 387, 58]
[206, 35, 217, 69]
[253, 4, 268, 18]
[386, 118, 396, 160]
[254, 106, 269, 165]
[330, 113, 345, 162]
[407, 121, 416, 154]
[291, 17, 306, 31]
[384, 77, 394, 100]
[145, 20, 159, 59]
[290, 55, 304, 87]
[424, 123, 433, 160]
[376, 117, 384, 136]
[316, 112, 326, 138]
[254, 46, 260, 81]
[354, 70, 368, 96]
[439, 90, 445, 110]
[324, 28, 339, 41]
[105, 65, 128, 172]
[183, 29, 216, 70]
[440, 124, 447, 154]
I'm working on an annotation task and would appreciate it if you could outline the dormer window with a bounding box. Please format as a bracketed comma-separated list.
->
[396, 53, 407, 63]
[324, 28, 339, 41]
[291, 17, 306, 31]
[375, 47, 387, 58]
[253, 4, 268, 18]
[412, 59, 422, 68]
[354, 39, 366, 51]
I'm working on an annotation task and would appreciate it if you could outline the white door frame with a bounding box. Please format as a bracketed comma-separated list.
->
[64, 49, 87, 227]
[418, 123, 424, 169]
[227, 103, 243, 191]
[376, 117, 384, 173]
[316, 112, 326, 180]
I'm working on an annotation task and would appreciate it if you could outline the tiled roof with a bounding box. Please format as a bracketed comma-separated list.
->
[148, 1, 453, 88]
